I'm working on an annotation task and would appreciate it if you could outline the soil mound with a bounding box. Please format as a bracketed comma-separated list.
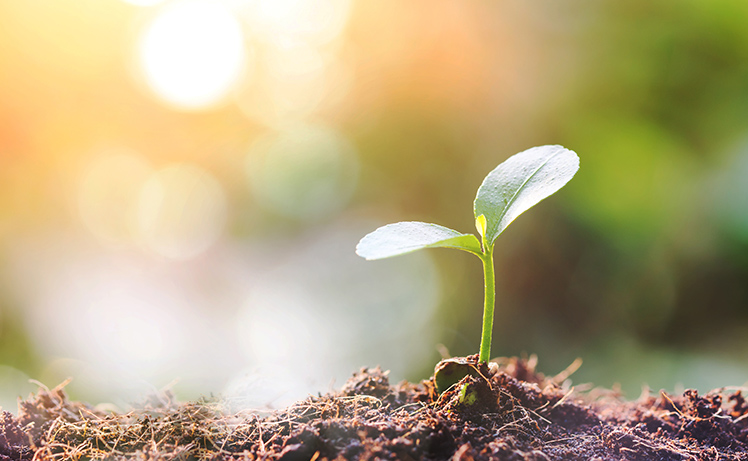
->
[2, 356, 748, 460]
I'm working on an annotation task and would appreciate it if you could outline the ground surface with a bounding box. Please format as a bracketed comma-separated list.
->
[2, 356, 748, 460]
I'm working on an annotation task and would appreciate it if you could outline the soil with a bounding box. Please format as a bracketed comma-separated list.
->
[2, 355, 748, 460]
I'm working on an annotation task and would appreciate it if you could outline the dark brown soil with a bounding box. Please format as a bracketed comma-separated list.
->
[3, 355, 748, 460]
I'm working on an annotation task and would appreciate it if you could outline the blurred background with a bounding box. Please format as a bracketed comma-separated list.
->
[1, 0, 748, 412]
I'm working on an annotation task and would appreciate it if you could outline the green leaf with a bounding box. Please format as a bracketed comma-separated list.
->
[474, 145, 579, 246]
[356, 221, 482, 260]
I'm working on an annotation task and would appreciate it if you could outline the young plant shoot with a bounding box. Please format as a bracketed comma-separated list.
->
[356, 145, 580, 365]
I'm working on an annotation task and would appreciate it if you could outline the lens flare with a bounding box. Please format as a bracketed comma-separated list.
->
[138, 0, 246, 110]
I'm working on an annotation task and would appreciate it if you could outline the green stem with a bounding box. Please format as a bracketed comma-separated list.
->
[478, 245, 495, 363]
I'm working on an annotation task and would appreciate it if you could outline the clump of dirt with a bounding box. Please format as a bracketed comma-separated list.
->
[2, 356, 748, 460]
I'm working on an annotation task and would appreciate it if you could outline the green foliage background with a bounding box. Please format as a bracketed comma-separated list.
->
[352, 0, 748, 392]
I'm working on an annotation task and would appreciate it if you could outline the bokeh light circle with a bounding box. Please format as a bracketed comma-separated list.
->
[138, 0, 246, 110]
[235, 42, 353, 126]
[78, 149, 154, 247]
[137, 164, 227, 259]
[245, 124, 359, 220]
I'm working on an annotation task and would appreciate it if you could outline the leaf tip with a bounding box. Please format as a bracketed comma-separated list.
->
[355, 233, 378, 260]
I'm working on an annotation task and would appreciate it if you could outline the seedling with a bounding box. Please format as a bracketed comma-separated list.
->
[356, 145, 579, 365]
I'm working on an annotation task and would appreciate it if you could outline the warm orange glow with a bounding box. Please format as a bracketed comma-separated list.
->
[121, 0, 165, 6]
[77, 149, 153, 247]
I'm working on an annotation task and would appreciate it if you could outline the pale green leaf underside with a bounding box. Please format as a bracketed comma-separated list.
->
[356, 221, 481, 260]
[474, 145, 579, 246]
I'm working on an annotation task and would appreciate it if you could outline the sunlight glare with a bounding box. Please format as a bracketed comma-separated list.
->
[249, 0, 351, 46]
[138, 0, 246, 110]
